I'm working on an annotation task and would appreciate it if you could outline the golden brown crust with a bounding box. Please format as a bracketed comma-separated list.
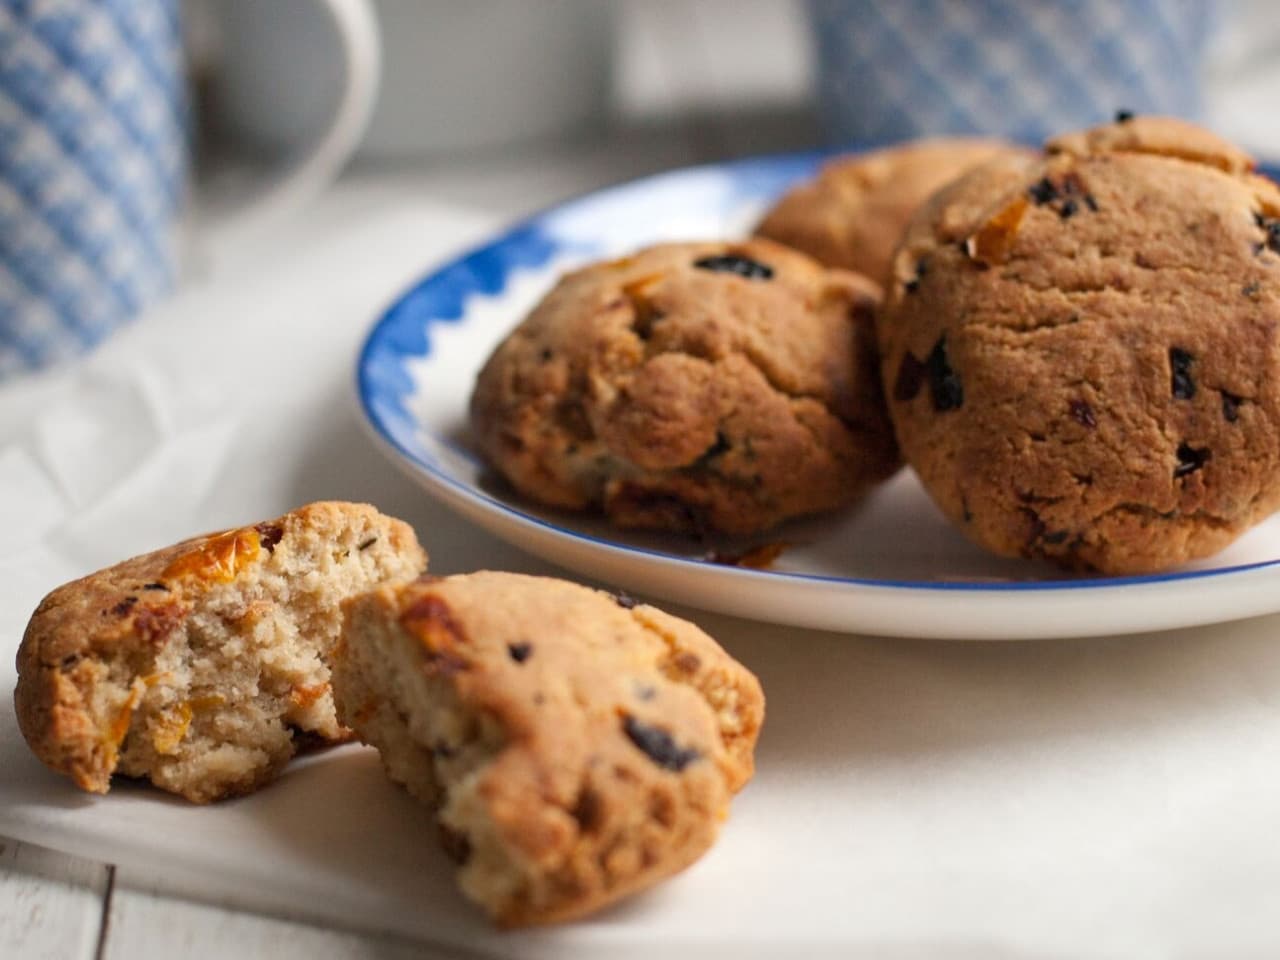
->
[15, 502, 427, 800]
[333, 572, 764, 926]
[18, 532, 221, 794]
[1046, 114, 1255, 175]
[878, 126, 1280, 574]
[755, 137, 1032, 283]
[469, 238, 899, 535]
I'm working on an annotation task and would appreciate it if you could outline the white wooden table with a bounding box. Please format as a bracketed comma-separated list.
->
[1, 837, 456, 960]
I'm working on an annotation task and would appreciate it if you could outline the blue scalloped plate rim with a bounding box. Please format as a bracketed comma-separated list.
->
[355, 151, 1280, 639]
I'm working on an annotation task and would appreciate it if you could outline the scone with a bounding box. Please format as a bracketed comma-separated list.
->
[15, 502, 427, 802]
[332, 571, 764, 926]
[755, 137, 1029, 284]
[877, 116, 1280, 574]
[470, 239, 899, 535]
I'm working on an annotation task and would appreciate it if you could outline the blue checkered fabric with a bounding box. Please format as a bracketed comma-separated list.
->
[809, 0, 1211, 146]
[0, 0, 185, 376]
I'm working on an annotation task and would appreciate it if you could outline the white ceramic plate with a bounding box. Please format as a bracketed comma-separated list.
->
[356, 153, 1280, 640]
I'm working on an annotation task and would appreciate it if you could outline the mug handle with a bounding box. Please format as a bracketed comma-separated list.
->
[204, 0, 380, 239]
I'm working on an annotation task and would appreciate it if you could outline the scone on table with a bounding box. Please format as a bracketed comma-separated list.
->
[755, 137, 1031, 284]
[332, 571, 765, 926]
[15, 502, 427, 802]
[877, 116, 1280, 574]
[470, 238, 900, 535]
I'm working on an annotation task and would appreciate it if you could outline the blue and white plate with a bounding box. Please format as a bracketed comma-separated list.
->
[357, 154, 1280, 640]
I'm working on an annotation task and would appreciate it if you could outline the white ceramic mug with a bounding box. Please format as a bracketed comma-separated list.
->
[210, 0, 614, 163]
[357, 0, 613, 161]
[189, 0, 380, 233]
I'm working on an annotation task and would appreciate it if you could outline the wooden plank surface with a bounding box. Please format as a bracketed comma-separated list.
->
[0, 838, 108, 960]
[0, 836, 464, 960]
[102, 885, 458, 960]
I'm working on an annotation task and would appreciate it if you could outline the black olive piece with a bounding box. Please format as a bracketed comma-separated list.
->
[1022, 508, 1047, 545]
[255, 522, 284, 553]
[1069, 399, 1096, 428]
[697, 431, 731, 465]
[1253, 212, 1280, 254]
[1169, 348, 1196, 400]
[1174, 442, 1210, 478]
[1028, 177, 1058, 205]
[925, 336, 963, 412]
[1222, 392, 1242, 423]
[622, 715, 700, 771]
[692, 254, 774, 280]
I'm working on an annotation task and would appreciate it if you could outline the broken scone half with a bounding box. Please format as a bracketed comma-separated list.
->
[15, 501, 427, 802]
[333, 571, 765, 926]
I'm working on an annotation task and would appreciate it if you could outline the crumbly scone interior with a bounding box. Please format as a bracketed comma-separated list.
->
[99, 517, 424, 802]
[334, 575, 762, 924]
[334, 604, 514, 908]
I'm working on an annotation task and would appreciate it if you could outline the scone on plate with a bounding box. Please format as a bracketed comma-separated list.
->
[470, 238, 900, 535]
[332, 571, 764, 926]
[755, 137, 1030, 284]
[877, 116, 1280, 574]
[15, 502, 427, 802]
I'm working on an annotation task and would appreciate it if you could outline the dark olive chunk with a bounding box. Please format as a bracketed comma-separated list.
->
[926, 336, 963, 412]
[692, 254, 773, 280]
[622, 714, 700, 771]
[1174, 442, 1210, 478]
[1170, 348, 1196, 400]
[1069, 399, 1097, 428]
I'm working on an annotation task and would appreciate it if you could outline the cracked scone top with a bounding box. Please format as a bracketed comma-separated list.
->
[332, 571, 764, 926]
[15, 502, 427, 802]
[470, 239, 900, 534]
[878, 117, 1280, 574]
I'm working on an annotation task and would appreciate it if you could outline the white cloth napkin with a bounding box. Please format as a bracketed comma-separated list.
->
[2, 178, 1279, 958]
